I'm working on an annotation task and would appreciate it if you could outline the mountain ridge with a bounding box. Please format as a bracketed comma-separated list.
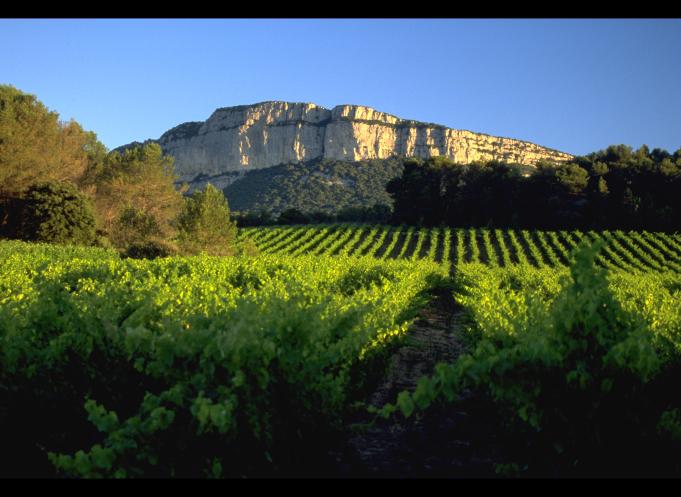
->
[115, 101, 573, 190]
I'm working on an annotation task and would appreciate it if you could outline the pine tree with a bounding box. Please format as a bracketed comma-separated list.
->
[91, 143, 184, 246]
[0, 85, 93, 198]
[177, 183, 238, 256]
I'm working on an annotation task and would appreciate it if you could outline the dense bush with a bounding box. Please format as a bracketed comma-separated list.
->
[122, 239, 179, 260]
[20, 181, 96, 245]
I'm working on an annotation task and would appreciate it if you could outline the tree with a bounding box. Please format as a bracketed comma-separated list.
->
[0, 85, 93, 198]
[20, 181, 96, 245]
[177, 183, 238, 256]
[89, 143, 185, 246]
[556, 163, 589, 195]
[112, 207, 162, 247]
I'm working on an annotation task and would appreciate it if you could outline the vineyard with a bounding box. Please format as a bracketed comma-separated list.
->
[0, 240, 447, 477]
[241, 224, 681, 273]
[2, 225, 681, 477]
[240, 223, 681, 476]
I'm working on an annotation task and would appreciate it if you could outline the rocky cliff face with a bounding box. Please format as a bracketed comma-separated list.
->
[132, 101, 572, 185]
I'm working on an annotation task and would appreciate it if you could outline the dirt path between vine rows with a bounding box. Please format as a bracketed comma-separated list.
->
[326, 284, 506, 478]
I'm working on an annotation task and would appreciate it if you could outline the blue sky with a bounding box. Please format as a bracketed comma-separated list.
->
[1, 19, 680, 155]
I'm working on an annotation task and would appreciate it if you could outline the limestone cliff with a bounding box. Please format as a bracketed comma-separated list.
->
[122, 101, 573, 186]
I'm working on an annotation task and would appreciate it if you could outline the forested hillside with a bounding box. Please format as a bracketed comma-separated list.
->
[223, 157, 403, 214]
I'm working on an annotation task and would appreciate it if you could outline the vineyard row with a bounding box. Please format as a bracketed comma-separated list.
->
[241, 224, 681, 273]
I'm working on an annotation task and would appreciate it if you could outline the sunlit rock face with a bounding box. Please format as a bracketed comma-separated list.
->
[129, 101, 573, 184]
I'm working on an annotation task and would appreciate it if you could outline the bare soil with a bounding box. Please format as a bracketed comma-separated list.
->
[324, 286, 506, 478]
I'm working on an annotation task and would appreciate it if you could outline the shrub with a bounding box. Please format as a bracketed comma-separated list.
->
[122, 239, 178, 260]
[20, 181, 96, 245]
[92, 229, 113, 249]
[235, 237, 260, 257]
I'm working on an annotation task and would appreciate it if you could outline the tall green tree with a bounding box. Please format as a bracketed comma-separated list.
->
[89, 143, 185, 247]
[0, 85, 95, 197]
[177, 183, 238, 255]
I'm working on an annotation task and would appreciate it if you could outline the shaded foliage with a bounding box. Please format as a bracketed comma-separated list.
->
[234, 203, 392, 227]
[224, 157, 403, 215]
[388, 145, 681, 231]
[113, 207, 162, 247]
[20, 181, 96, 246]
[122, 239, 179, 260]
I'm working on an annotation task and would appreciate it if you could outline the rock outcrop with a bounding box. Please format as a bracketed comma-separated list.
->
[120, 101, 573, 186]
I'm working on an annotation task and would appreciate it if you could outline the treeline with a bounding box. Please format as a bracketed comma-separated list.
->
[0, 85, 254, 257]
[233, 203, 392, 227]
[387, 146, 681, 231]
